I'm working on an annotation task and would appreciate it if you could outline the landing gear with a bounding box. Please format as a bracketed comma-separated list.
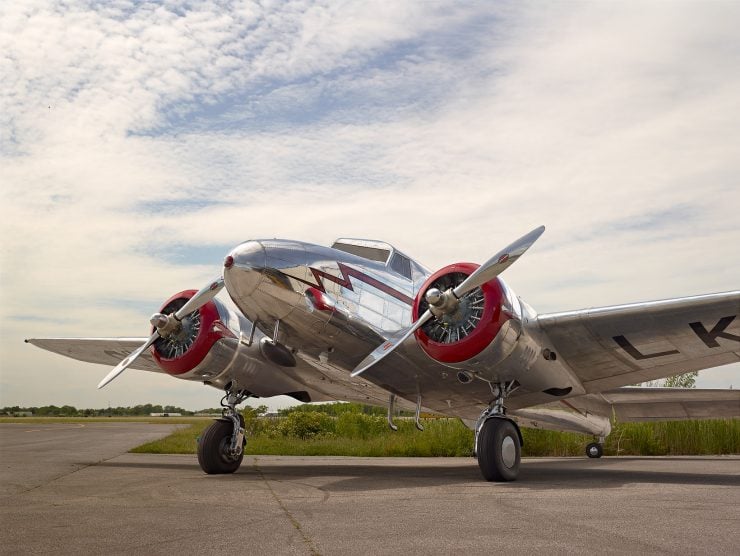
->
[477, 418, 521, 481]
[198, 418, 245, 474]
[586, 441, 603, 459]
[475, 382, 522, 482]
[198, 384, 250, 475]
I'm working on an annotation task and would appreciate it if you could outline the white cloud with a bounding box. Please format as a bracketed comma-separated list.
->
[1, 1, 738, 409]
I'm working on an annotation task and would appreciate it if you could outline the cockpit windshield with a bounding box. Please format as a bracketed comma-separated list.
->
[331, 238, 426, 281]
[331, 239, 391, 264]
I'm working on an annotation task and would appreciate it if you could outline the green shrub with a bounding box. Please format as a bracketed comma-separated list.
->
[278, 411, 335, 439]
[335, 412, 387, 439]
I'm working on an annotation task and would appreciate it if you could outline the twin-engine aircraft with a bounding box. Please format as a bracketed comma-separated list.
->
[27, 227, 740, 481]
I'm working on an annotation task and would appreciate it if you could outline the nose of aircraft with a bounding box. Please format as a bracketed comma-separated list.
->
[224, 240, 265, 299]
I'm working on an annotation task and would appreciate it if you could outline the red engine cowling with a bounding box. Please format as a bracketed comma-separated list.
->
[150, 289, 236, 376]
[412, 263, 514, 365]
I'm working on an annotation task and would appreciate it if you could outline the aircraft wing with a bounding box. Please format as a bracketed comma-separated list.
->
[565, 387, 740, 422]
[537, 291, 740, 392]
[25, 338, 163, 373]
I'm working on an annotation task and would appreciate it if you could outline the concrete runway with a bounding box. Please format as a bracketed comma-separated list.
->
[1, 423, 739, 555]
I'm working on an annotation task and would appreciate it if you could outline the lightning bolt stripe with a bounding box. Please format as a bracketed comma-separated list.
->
[285, 262, 414, 306]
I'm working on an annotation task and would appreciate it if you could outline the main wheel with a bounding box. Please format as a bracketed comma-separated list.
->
[477, 418, 521, 481]
[198, 419, 245, 474]
[586, 442, 603, 459]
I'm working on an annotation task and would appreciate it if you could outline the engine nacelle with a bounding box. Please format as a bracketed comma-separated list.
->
[151, 289, 237, 376]
[412, 262, 521, 371]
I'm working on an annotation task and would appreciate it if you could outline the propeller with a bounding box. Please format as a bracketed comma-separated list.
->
[97, 276, 224, 389]
[350, 226, 545, 378]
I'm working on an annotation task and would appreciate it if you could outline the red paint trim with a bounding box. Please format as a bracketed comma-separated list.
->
[305, 287, 336, 312]
[286, 263, 414, 306]
[412, 263, 509, 363]
[151, 289, 235, 376]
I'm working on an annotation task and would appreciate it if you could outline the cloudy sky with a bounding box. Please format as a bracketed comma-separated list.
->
[2, 1, 738, 411]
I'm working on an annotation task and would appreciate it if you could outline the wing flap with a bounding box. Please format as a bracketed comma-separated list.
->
[538, 291, 740, 391]
[26, 338, 163, 373]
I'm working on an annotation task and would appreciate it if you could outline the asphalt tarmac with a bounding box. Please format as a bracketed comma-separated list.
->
[1, 423, 739, 555]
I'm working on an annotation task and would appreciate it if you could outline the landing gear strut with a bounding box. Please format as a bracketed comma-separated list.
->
[198, 384, 250, 474]
[474, 382, 522, 482]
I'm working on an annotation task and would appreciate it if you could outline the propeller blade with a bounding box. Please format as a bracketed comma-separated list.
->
[351, 310, 433, 377]
[174, 276, 224, 320]
[453, 225, 545, 298]
[97, 331, 159, 389]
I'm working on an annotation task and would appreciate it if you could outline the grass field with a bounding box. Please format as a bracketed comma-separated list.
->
[129, 413, 740, 457]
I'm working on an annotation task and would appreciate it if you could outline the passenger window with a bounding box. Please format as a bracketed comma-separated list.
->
[390, 253, 412, 279]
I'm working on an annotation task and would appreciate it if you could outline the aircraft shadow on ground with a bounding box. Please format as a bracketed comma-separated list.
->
[97, 456, 740, 492]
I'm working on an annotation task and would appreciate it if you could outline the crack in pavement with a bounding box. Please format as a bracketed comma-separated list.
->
[5, 453, 124, 497]
[253, 458, 321, 556]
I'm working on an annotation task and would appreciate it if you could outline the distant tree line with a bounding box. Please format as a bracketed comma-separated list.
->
[641, 371, 698, 388]
[1, 404, 207, 417]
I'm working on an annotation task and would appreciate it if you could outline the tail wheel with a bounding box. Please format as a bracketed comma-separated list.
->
[477, 418, 521, 481]
[586, 442, 603, 459]
[198, 418, 245, 474]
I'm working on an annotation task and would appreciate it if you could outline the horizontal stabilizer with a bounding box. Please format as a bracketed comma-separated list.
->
[568, 387, 740, 422]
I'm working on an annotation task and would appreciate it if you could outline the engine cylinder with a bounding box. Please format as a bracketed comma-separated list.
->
[413, 263, 512, 364]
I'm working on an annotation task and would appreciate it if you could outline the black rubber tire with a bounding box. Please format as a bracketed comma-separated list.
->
[197, 419, 244, 474]
[586, 442, 603, 459]
[477, 418, 521, 482]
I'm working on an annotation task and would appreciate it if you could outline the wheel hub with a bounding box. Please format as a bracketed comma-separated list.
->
[501, 436, 516, 468]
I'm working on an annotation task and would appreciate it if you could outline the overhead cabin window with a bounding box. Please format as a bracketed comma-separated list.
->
[390, 253, 412, 279]
[332, 242, 390, 263]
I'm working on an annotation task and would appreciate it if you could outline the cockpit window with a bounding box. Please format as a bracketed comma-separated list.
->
[331, 241, 390, 263]
[390, 253, 412, 279]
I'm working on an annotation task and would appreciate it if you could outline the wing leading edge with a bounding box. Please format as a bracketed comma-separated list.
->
[538, 291, 740, 392]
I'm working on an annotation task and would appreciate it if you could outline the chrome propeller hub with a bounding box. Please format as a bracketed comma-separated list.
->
[152, 298, 200, 359]
[419, 272, 485, 344]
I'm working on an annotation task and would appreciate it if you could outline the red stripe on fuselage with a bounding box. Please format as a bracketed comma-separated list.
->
[286, 263, 413, 306]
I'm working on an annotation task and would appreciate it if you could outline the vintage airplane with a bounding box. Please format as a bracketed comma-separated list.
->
[26, 226, 740, 481]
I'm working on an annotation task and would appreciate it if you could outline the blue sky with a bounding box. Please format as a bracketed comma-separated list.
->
[1, 1, 738, 410]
